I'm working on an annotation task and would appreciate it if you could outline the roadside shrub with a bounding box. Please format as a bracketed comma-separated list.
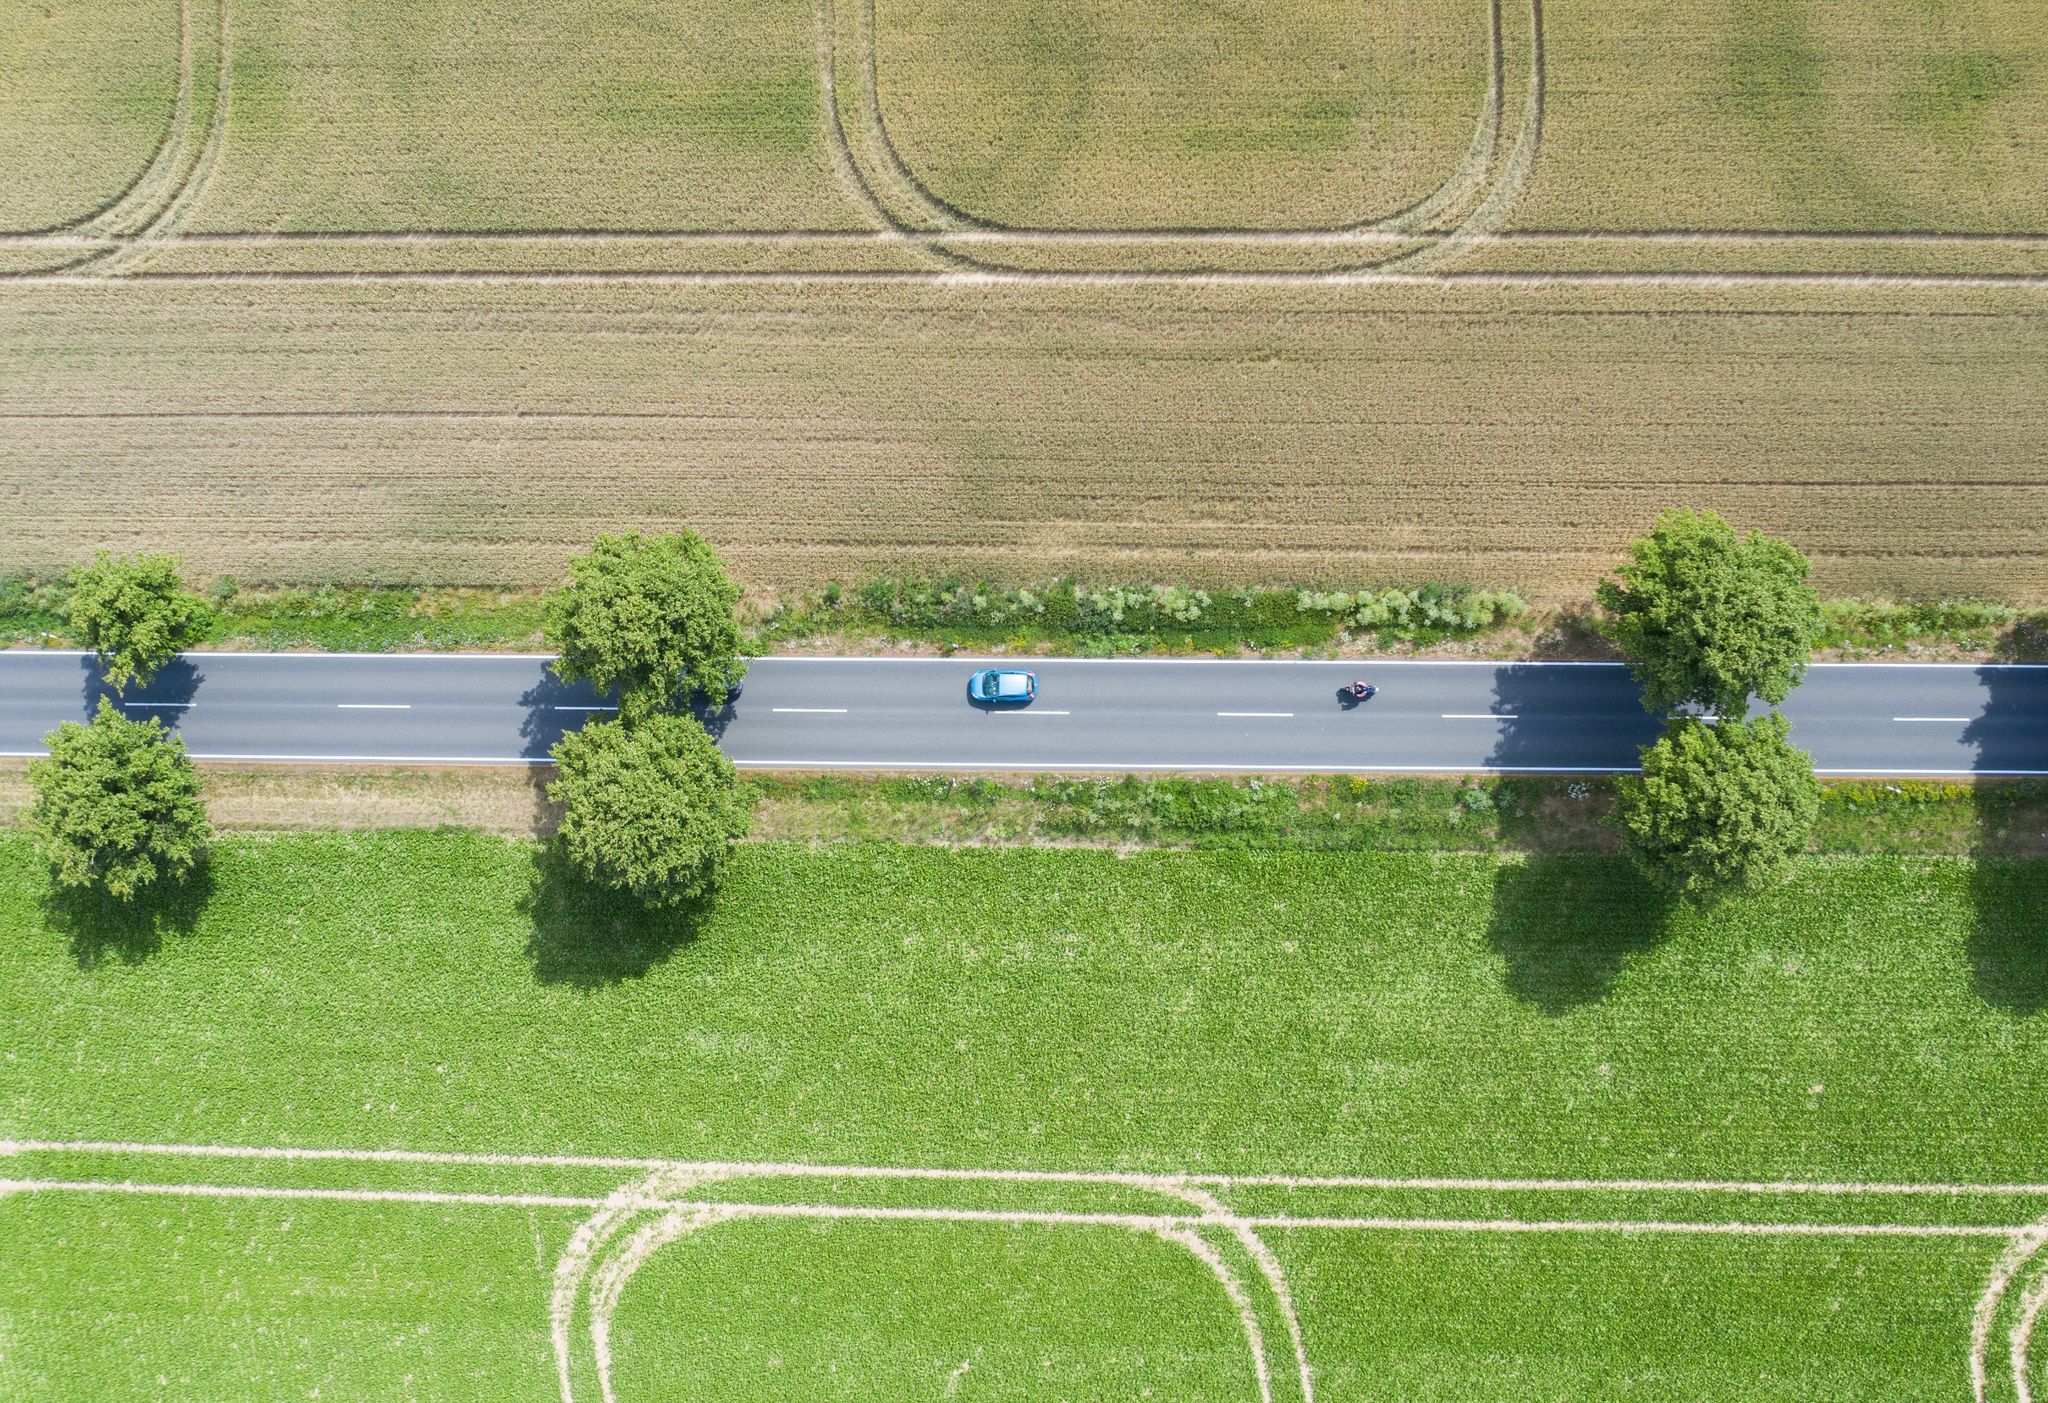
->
[1819, 598, 2018, 650]
[1296, 584, 1527, 636]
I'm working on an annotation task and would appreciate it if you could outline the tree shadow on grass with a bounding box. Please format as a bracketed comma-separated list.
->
[522, 845, 710, 988]
[1485, 853, 1676, 1015]
[39, 862, 216, 970]
[1968, 851, 2048, 1014]
[1967, 660, 2048, 1012]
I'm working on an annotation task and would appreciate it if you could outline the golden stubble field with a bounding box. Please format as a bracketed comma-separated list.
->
[0, 0, 2043, 599]
[2, 281, 2042, 601]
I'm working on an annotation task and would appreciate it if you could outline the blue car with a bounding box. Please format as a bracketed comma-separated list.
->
[968, 668, 1037, 705]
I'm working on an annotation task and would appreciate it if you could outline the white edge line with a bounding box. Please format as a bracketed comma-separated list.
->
[0, 751, 552, 765]
[0, 649, 560, 661]
[1, 753, 2044, 776]
[732, 761, 1636, 773]
[13, 1142, 2048, 1196]
[5, 650, 2048, 670]
[0, 1181, 2027, 1239]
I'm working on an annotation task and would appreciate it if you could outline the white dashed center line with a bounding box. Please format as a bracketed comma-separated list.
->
[1893, 717, 1971, 723]
[1442, 713, 1517, 720]
[773, 707, 849, 714]
[1218, 711, 1292, 718]
[550, 705, 618, 712]
[336, 703, 410, 710]
[123, 702, 192, 708]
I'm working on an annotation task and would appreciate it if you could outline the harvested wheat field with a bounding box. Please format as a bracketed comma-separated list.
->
[0, 0, 2043, 598]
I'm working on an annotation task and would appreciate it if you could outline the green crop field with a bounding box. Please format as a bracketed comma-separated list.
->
[5, 832, 2047, 1398]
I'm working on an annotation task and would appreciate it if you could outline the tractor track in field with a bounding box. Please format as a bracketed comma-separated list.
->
[12, 268, 2041, 289]
[29, 0, 230, 278]
[7, 228, 2044, 247]
[0, 0, 2042, 284]
[824, 0, 1550, 279]
[8, 0, 194, 241]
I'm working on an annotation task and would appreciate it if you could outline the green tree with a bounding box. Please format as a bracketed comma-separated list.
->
[548, 713, 752, 908]
[30, 699, 211, 900]
[544, 531, 744, 723]
[1596, 509, 1822, 717]
[1614, 713, 1819, 900]
[66, 551, 213, 691]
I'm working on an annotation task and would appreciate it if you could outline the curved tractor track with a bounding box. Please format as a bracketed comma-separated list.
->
[1, 0, 2040, 286]
[550, 1163, 1316, 1403]
[823, 0, 1539, 277]
[8, 0, 230, 276]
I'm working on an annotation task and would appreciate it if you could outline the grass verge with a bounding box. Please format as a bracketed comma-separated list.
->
[4, 763, 2039, 858]
[6, 574, 2046, 661]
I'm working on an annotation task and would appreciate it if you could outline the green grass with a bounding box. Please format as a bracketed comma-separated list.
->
[609, 1218, 1257, 1400]
[5, 835, 2047, 1398]
[6, 834, 2046, 1171]
[757, 773, 2048, 858]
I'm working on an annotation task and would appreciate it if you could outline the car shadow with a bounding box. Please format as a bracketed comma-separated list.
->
[521, 845, 710, 988]
[1966, 662, 2048, 1013]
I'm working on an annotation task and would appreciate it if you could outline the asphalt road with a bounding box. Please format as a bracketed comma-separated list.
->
[0, 650, 2042, 776]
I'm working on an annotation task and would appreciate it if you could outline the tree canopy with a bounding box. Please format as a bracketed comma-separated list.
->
[1614, 713, 1820, 901]
[66, 551, 213, 691]
[1596, 509, 1822, 717]
[544, 531, 744, 723]
[547, 712, 752, 908]
[30, 699, 211, 900]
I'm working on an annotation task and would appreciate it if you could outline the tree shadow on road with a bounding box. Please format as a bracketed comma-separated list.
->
[1967, 661, 2048, 1013]
[39, 862, 216, 970]
[1484, 853, 1676, 1015]
[518, 668, 588, 761]
[80, 654, 204, 728]
[522, 844, 710, 988]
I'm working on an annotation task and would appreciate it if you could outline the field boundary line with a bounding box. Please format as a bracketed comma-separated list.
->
[12, 1140, 2048, 1195]
[17, 268, 2041, 288]
[9, 229, 2043, 248]
[3, 1177, 2036, 1241]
